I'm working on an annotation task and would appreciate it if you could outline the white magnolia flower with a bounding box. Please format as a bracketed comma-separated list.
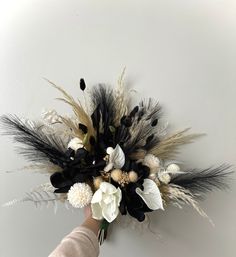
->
[68, 137, 84, 151]
[142, 154, 160, 173]
[135, 179, 164, 210]
[91, 182, 122, 223]
[67, 183, 93, 208]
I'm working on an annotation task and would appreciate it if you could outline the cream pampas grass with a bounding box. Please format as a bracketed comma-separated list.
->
[113, 68, 129, 126]
[149, 128, 204, 159]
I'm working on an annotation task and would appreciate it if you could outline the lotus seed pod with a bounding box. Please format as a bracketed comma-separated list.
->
[128, 171, 138, 182]
[111, 169, 123, 182]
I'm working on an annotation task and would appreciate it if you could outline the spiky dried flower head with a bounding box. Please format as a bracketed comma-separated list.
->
[67, 183, 93, 208]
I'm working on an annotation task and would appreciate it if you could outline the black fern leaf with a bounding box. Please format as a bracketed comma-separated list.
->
[0, 115, 70, 167]
[171, 164, 233, 196]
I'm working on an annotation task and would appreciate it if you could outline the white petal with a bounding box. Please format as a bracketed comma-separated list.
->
[102, 202, 119, 222]
[104, 162, 113, 172]
[91, 189, 103, 203]
[91, 202, 103, 220]
[135, 179, 164, 210]
[115, 187, 122, 206]
[103, 194, 114, 204]
[109, 144, 125, 169]
[106, 147, 114, 155]
[100, 182, 117, 194]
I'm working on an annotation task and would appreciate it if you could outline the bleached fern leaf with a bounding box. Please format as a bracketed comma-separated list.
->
[2, 187, 64, 213]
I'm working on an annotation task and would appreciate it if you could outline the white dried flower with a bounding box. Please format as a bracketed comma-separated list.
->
[68, 137, 84, 151]
[41, 109, 62, 124]
[143, 154, 160, 173]
[67, 183, 93, 208]
[166, 164, 180, 173]
[158, 172, 171, 184]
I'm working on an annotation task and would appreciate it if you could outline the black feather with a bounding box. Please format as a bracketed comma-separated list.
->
[171, 164, 233, 196]
[90, 84, 116, 134]
[0, 115, 70, 167]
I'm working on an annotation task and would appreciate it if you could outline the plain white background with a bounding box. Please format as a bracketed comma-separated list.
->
[0, 0, 236, 256]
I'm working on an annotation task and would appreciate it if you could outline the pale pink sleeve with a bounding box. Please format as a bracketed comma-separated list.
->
[48, 226, 100, 257]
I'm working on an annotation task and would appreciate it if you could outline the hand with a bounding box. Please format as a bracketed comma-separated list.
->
[82, 205, 102, 236]
[84, 204, 92, 219]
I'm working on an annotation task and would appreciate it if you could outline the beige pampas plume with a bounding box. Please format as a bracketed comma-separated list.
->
[166, 184, 214, 225]
[21, 163, 62, 174]
[149, 128, 205, 159]
[43, 78, 96, 149]
[113, 67, 129, 126]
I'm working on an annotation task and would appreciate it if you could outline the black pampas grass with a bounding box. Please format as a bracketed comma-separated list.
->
[0, 115, 69, 167]
[171, 164, 233, 196]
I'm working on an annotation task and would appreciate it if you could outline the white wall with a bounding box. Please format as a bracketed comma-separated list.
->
[0, 1, 235, 256]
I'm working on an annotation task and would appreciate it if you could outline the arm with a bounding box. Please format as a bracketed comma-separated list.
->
[48, 206, 101, 257]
